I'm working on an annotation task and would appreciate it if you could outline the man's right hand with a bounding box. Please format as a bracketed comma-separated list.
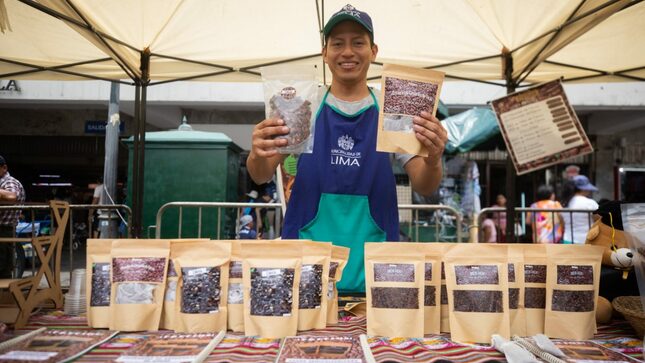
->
[247, 118, 290, 184]
[251, 118, 290, 158]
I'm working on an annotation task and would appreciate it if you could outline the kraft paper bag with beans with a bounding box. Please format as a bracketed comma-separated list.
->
[544, 244, 603, 340]
[161, 239, 209, 331]
[377, 63, 445, 156]
[174, 240, 231, 333]
[365, 242, 425, 338]
[109, 239, 170, 332]
[242, 241, 302, 338]
[445, 244, 510, 343]
[507, 244, 526, 336]
[86, 239, 114, 328]
[523, 244, 548, 336]
[421, 245, 442, 335]
[295, 241, 332, 331]
[327, 245, 349, 325]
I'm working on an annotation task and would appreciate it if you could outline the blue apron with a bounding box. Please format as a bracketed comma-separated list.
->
[282, 89, 399, 293]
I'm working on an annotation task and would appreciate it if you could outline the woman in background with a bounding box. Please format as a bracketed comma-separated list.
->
[527, 185, 564, 243]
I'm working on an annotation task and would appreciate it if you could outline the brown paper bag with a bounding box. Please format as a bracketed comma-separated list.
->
[421, 245, 442, 335]
[365, 242, 425, 338]
[507, 244, 526, 336]
[544, 244, 603, 340]
[227, 240, 246, 333]
[86, 239, 114, 328]
[377, 63, 445, 156]
[174, 240, 231, 332]
[422, 243, 455, 333]
[242, 241, 302, 338]
[161, 239, 208, 331]
[445, 244, 510, 343]
[109, 239, 170, 331]
[296, 241, 332, 331]
[523, 244, 547, 335]
[326, 245, 349, 325]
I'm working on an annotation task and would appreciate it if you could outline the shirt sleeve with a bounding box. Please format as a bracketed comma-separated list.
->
[394, 153, 416, 168]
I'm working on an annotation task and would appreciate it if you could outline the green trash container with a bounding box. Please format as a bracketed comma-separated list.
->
[124, 129, 242, 239]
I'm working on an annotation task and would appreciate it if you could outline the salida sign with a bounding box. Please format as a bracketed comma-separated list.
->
[0, 80, 20, 92]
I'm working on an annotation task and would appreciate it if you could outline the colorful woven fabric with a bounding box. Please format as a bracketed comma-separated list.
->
[10, 310, 642, 363]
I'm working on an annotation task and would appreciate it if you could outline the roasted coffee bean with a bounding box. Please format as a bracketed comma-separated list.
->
[552, 290, 594, 312]
[374, 263, 415, 282]
[508, 263, 515, 283]
[524, 264, 547, 283]
[509, 288, 519, 309]
[424, 285, 436, 307]
[90, 262, 110, 307]
[425, 262, 433, 281]
[453, 290, 503, 313]
[441, 284, 448, 305]
[269, 94, 311, 147]
[329, 262, 339, 279]
[557, 265, 593, 285]
[112, 257, 166, 283]
[371, 287, 419, 309]
[229, 261, 243, 279]
[383, 77, 438, 117]
[455, 265, 499, 285]
[524, 287, 546, 309]
[180, 267, 221, 314]
[299, 264, 323, 309]
[250, 267, 295, 316]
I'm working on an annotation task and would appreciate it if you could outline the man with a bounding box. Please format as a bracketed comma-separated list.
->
[0, 155, 26, 278]
[247, 5, 447, 293]
[238, 215, 257, 240]
[90, 177, 105, 238]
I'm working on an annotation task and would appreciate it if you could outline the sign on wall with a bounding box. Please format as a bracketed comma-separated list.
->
[85, 120, 125, 135]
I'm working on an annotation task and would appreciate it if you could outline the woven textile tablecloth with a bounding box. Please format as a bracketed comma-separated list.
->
[5, 311, 643, 363]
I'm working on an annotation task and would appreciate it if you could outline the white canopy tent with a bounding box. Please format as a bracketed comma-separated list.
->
[1, 0, 643, 236]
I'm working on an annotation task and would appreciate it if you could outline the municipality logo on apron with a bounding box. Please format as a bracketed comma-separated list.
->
[331, 135, 361, 167]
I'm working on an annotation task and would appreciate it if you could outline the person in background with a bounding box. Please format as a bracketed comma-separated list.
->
[242, 190, 262, 233]
[526, 184, 564, 243]
[246, 4, 447, 293]
[561, 175, 599, 244]
[237, 215, 257, 240]
[480, 211, 497, 243]
[0, 155, 26, 278]
[492, 193, 507, 241]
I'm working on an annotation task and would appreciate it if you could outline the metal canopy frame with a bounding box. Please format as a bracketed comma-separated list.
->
[1, 0, 642, 237]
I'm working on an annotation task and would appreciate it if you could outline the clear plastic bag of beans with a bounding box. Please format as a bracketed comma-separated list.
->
[262, 65, 319, 154]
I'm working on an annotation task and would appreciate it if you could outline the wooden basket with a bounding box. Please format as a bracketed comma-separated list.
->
[612, 296, 645, 337]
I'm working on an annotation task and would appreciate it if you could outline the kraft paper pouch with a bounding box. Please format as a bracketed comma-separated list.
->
[544, 244, 603, 340]
[445, 244, 510, 343]
[296, 241, 332, 331]
[421, 245, 442, 335]
[109, 239, 170, 332]
[86, 239, 114, 328]
[242, 241, 302, 338]
[365, 242, 425, 338]
[507, 244, 526, 336]
[174, 240, 231, 333]
[227, 240, 246, 333]
[377, 63, 445, 156]
[161, 239, 209, 331]
[327, 245, 349, 325]
[424, 243, 456, 333]
[523, 244, 547, 336]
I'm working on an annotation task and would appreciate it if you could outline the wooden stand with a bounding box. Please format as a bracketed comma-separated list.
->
[0, 201, 69, 328]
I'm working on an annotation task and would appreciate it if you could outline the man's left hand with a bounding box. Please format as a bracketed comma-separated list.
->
[412, 111, 447, 163]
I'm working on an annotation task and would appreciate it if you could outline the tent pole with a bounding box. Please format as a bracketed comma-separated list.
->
[132, 82, 141, 237]
[502, 48, 517, 242]
[136, 83, 147, 238]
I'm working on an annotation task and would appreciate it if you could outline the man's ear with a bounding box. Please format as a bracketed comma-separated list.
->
[371, 43, 378, 62]
[322, 46, 328, 64]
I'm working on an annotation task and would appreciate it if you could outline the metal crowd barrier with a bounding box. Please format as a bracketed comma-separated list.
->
[475, 207, 595, 243]
[0, 203, 132, 287]
[154, 202, 464, 242]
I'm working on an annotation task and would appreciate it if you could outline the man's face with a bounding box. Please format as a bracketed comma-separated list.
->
[0, 165, 6, 178]
[323, 21, 377, 86]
